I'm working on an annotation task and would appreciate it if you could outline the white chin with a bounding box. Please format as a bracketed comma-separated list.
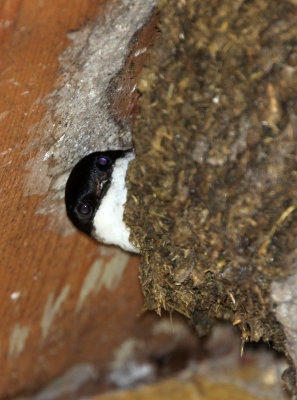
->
[92, 152, 139, 254]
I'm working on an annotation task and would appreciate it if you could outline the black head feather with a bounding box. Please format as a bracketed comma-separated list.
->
[65, 150, 126, 235]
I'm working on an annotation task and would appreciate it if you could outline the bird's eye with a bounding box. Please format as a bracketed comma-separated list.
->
[77, 203, 92, 216]
[97, 157, 109, 166]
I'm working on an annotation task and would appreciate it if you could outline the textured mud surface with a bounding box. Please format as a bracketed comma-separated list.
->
[125, 0, 297, 382]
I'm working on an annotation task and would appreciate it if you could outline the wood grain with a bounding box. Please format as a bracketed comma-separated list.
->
[0, 0, 159, 397]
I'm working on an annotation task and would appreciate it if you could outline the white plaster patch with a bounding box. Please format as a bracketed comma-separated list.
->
[76, 250, 129, 313]
[8, 323, 30, 358]
[32, 363, 98, 400]
[23, 154, 51, 196]
[110, 338, 141, 371]
[41, 285, 70, 340]
[101, 250, 130, 290]
[76, 259, 103, 313]
[10, 291, 21, 300]
[109, 338, 155, 388]
[108, 361, 154, 388]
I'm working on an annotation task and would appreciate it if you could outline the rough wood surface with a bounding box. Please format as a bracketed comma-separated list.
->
[0, 0, 160, 398]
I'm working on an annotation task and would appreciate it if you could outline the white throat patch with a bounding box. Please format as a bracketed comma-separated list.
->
[93, 151, 139, 253]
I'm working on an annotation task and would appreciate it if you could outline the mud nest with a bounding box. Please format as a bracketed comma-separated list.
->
[124, 0, 297, 368]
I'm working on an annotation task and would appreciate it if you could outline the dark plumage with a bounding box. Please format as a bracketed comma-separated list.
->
[65, 150, 126, 236]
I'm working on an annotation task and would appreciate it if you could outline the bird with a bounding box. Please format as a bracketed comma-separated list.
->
[65, 149, 139, 253]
